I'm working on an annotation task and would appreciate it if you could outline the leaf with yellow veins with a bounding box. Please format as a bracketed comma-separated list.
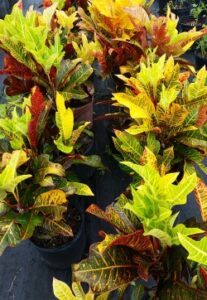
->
[33, 189, 67, 220]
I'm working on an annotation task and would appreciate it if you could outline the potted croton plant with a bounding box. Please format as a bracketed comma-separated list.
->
[0, 2, 104, 180]
[78, 0, 207, 100]
[0, 2, 101, 127]
[0, 2, 105, 269]
[110, 55, 207, 178]
[72, 163, 207, 299]
[0, 87, 96, 269]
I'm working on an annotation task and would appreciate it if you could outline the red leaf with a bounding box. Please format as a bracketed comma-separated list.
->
[64, 0, 72, 9]
[112, 42, 142, 68]
[95, 46, 112, 75]
[196, 105, 207, 128]
[49, 66, 57, 87]
[4, 76, 34, 96]
[77, 0, 88, 10]
[150, 17, 170, 55]
[0, 55, 32, 80]
[132, 254, 151, 281]
[28, 87, 45, 148]
[43, 0, 53, 8]
[178, 71, 190, 84]
[105, 230, 154, 256]
[200, 267, 207, 287]
[17, 0, 23, 9]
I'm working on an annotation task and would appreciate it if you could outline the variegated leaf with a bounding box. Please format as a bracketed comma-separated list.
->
[73, 245, 139, 294]
[86, 204, 135, 234]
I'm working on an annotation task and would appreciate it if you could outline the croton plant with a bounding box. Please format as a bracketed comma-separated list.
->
[78, 1, 207, 78]
[1, 0, 207, 299]
[0, 2, 100, 103]
[0, 87, 98, 255]
[112, 55, 207, 178]
[73, 161, 207, 299]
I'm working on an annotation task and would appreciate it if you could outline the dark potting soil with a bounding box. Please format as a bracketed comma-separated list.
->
[31, 205, 81, 249]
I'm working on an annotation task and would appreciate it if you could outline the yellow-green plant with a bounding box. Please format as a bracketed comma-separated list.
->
[73, 162, 207, 298]
[0, 3, 98, 102]
[112, 55, 207, 176]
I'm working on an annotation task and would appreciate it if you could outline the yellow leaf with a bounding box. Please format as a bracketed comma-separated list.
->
[53, 278, 76, 300]
[159, 85, 180, 110]
[113, 93, 149, 119]
[56, 10, 77, 30]
[55, 92, 74, 142]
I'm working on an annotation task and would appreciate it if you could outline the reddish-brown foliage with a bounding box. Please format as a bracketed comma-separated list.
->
[43, 0, 53, 8]
[28, 87, 45, 148]
[196, 105, 207, 128]
[0, 55, 32, 80]
[200, 267, 207, 286]
[4, 76, 34, 96]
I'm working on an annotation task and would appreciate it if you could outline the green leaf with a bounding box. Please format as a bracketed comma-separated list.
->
[54, 136, 73, 154]
[131, 283, 145, 300]
[145, 229, 172, 247]
[0, 107, 31, 150]
[0, 211, 21, 255]
[17, 213, 43, 240]
[56, 9, 77, 30]
[57, 59, 81, 90]
[33, 154, 65, 184]
[64, 63, 93, 90]
[55, 92, 74, 153]
[64, 182, 94, 196]
[69, 154, 104, 169]
[0, 150, 32, 198]
[72, 33, 101, 65]
[171, 224, 204, 245]
[178, 234, 207, 265]
[113, 130, 143, 164]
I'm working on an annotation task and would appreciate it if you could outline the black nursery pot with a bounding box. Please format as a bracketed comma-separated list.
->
[158, 0, 169, 14]
[31, 206, 86, 269]
[195, 50, 207, 70]
[171, 6, 191, 18]
[179, 16, 203, 32]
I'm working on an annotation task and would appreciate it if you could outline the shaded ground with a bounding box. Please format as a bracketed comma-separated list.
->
[0, 1, 203, 299]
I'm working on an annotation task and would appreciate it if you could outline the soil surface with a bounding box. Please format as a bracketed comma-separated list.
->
[31, 205, 81, 249]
